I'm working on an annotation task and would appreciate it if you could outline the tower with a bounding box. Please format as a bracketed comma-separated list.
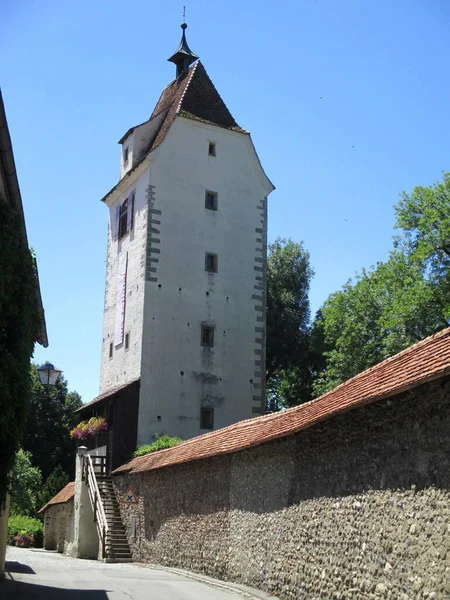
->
[96, 23, 274, 458]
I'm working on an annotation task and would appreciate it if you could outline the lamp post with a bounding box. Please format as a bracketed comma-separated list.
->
[37, 363, 62, 387]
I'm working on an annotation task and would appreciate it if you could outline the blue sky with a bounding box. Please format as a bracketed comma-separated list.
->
[1, 0, 449, 403]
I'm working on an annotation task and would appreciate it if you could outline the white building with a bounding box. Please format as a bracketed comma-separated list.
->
[79, 23, 274, 467]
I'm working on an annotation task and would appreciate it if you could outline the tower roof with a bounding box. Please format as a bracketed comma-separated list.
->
[118, 62, 246, 148]
[149, 60, 245, 149]
[106, 63, 248, 203]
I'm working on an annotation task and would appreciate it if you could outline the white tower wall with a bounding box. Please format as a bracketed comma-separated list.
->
[136, 117, 269, 443]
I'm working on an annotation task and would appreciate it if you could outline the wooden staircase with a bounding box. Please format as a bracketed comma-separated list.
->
[83, 455, 133, 563]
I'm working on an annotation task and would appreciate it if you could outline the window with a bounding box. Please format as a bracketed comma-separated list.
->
[200, 408, 214, 430]
[125, 332, 130, 350]
[109, 343, 113, 359]
[205, 190, 218, 211]
[123, 147, 129, 164]
[208, 142, 216, 157]
[118, 198, 128, 239]
[205, 252, 218, 273]
[115, 191, 135, 241]
[201, 325, 214, 347]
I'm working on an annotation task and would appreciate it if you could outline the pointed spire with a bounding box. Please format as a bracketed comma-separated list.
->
[168, 20, 199, 78]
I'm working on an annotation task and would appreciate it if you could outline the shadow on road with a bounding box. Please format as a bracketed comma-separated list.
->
[1, 579, 110, 599]
[6, 560, 36, 574]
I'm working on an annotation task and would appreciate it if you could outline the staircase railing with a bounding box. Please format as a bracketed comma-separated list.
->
[82, 454, 109, 558]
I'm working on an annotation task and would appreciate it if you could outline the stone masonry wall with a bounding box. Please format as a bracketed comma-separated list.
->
[114, 377, 450, 600]
[43, 501, 74, 553]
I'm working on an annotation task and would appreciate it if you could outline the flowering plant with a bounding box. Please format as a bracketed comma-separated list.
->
[14, 532, 33, 547]
[70, 416, 108, 440]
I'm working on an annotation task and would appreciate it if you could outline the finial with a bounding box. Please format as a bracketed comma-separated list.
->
[168, 13, 199, 78]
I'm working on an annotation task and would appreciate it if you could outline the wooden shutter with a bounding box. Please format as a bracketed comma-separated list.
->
[113, 204, 120, 241]
[127, 191, 135, 232]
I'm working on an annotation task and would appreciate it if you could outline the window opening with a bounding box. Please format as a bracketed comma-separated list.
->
[205, 253, 218, 273]
[200, 408, 214, 430]
[205, 191, 218, 211]
[201, 325, 214, 347]
[208, 142, 216, 156]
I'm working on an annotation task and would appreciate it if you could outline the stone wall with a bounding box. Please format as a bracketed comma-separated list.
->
[113, 377, 450, 600]
[43, 501, 74, 553]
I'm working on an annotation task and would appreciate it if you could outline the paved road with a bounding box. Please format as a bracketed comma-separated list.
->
[2, 547, 272, 600]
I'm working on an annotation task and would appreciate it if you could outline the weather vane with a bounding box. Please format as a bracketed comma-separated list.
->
[183, 6, 186, 23]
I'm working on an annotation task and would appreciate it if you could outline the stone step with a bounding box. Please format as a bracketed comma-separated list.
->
[104, 558, 134, 564]
[108, 553, 133, 560]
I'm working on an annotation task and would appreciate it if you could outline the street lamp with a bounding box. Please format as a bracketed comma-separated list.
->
[37, 363, 62, 387]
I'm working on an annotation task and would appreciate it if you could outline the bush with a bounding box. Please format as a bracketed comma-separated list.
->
[134, 434, 182, 457]
[8, 514, 43, 548]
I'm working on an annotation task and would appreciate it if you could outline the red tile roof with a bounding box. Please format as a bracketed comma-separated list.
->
[38, 482, 75, 514]
[113, 327, 450, 476]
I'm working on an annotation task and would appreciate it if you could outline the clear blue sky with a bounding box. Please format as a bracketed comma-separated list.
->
[1, 1, 449, 403]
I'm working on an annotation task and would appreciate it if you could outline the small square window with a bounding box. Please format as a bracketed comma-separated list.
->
[205, 253, 218, 273]
[109, 343, 113, 359]
[201, 325, 214, 347]
[123, 147, 129, 163]
[208, 142, 216, 157]
[200, 407, 214, 430]
[205, 190, 218, 211]
[125, 332, 130, 350]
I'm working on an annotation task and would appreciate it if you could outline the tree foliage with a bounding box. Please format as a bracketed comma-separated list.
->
[10, 449, 42, 516]
[37, 464, 69, 509]
[0, 201, 40, 508]
[23, 365, 82, 481]
[266, 238, 314, 411]
[315, 174, 450, 395]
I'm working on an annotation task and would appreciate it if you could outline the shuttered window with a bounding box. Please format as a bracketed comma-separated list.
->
[114, 191, 135, 241]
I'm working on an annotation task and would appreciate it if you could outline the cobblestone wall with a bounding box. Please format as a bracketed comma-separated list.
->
[114, 377, 450, 600]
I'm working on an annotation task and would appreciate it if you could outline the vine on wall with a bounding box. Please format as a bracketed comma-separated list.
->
[0, 200, 40, 509]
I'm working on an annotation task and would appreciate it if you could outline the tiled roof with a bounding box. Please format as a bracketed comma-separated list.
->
[76, 378, 140, 413]
[38, 482, 75, 513]
[102, 61, 246, 203]
[113, 327, 450, 476]
[147, 60, 245, 151]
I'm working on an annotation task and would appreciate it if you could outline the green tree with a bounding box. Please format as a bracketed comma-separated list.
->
[10, 449, 42, 516]
[0, 201, 40, 508]
[38, 464, 69, 509]
[314, 174, 450, 395]
[266, 238, 314, 411]
[23, 365, 82, 480]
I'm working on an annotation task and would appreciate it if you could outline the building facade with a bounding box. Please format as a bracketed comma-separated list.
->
[80, 25, 274, 461]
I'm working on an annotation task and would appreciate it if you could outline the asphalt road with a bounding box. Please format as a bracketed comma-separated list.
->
[2, 546, 273, 600]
